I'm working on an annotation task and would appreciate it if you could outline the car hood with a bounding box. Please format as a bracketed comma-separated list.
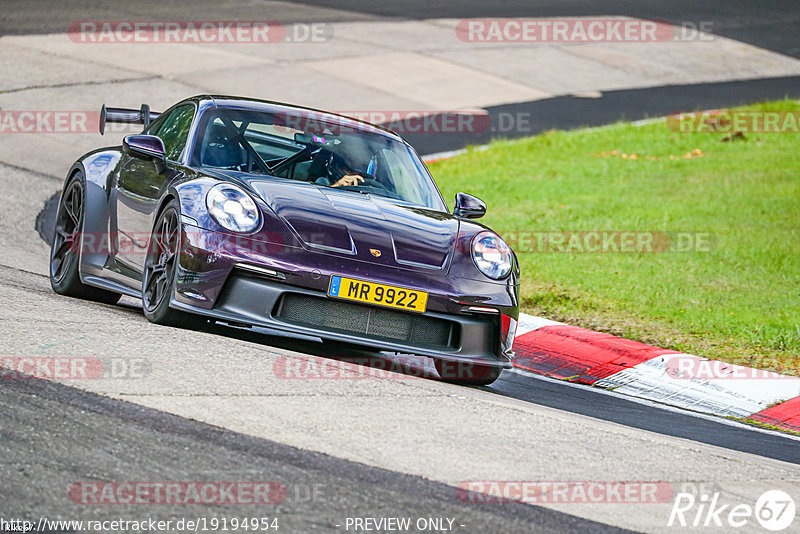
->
[239, 178, 459, 272]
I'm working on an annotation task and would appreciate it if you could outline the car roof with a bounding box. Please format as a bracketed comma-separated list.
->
[183, 94, 404, 141]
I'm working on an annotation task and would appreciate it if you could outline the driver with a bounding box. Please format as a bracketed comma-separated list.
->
[308, 148, 366, 188]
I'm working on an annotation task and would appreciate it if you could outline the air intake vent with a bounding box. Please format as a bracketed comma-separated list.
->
[275, 294, 457, 349]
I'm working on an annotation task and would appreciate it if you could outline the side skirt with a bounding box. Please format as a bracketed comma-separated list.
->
[81, 274, 141, 299]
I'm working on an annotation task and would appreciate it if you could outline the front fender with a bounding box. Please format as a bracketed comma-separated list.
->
[172, 175, 301, 250]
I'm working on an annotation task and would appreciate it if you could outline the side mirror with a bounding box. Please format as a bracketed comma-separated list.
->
[453, 192, 486, 219]
[123, 134, 166, 163]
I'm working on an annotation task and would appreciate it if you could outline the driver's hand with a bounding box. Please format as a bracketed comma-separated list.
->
[332, 174, 365, 187]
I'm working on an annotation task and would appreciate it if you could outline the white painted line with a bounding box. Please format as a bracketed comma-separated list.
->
[422, 145, 488, 163]
[422, 149, 466, 163]
[507, 367, 800, 442]
[512, 313, 800, 423]
[515, 314, 566, 337]
[595, 354, 800, 418]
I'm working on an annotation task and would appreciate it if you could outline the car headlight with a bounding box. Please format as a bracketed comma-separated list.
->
[206, 184, 260, 233]
[472, 231, 513, 280]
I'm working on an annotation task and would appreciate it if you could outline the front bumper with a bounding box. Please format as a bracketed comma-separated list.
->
[171, 225, 519, 368]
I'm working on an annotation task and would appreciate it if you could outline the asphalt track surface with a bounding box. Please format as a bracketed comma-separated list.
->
[6, 0, 800, 157]
[4, 0, 800, 60]
[5, 0, 800, 531]
[2, 375, 626, 534]
[404, 76, 800, 155]
[494, 370, 800, 465]
[292, 0, 800, 58]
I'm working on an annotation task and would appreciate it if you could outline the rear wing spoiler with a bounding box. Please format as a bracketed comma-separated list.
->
[99, 104, 161, 135]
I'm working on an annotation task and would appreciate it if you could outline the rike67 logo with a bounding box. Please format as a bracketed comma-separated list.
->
[668, 489, 796, 531]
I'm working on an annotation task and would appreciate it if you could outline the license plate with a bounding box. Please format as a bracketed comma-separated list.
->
[327, 275, 428, 313]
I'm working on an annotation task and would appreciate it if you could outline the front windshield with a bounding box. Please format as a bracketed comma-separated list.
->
[192, 108, 446, 211]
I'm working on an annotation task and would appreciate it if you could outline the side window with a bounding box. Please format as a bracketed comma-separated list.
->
[153, 104, 195, 162]
[144, 114, 166, 136]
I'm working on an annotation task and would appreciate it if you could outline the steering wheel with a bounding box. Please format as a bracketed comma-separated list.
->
[356, 177, 387, 189]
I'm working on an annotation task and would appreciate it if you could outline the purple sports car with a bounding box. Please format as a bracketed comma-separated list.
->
[49, 96, 519, 385]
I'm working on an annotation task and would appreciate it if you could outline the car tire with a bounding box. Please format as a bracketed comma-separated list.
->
[142, 198, 207, 330]
[49, 171, 122, 305]
[434, 358, 502, 386]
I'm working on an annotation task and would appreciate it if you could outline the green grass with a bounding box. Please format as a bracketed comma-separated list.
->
[428, 99, 800, 374]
